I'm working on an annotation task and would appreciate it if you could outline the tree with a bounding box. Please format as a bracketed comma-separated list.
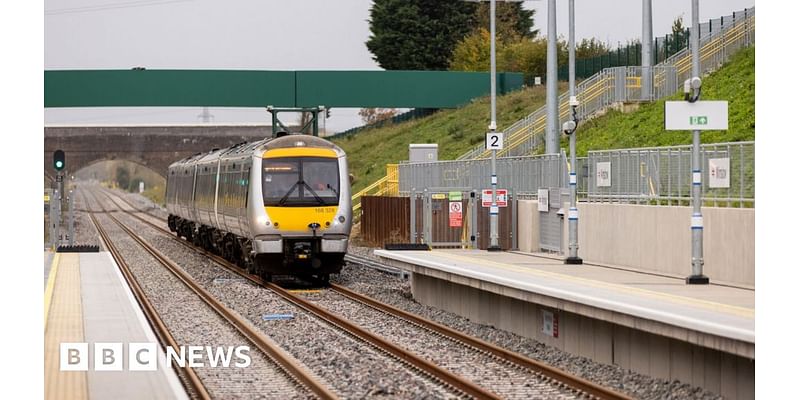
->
[672, 15, 685, 38]
[358, 108, 398, 125]
[472, 2, 537, 41]
[450, 32, 567, 85]
[449, 28, 494, 72]
[366, 0, 477, 70]
[575, 38, 609, 58]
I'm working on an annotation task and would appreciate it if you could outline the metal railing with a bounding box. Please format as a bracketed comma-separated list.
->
[457, 7, 754, 161]
[585, 141, 754, 207]
[398, 151, 567, 195]
[397, 142, 754, 207]
[351, 164, 398, 221]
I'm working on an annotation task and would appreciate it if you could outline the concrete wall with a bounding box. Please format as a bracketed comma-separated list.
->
[412, 273, 755, 400]
[517, 200, 755, 286]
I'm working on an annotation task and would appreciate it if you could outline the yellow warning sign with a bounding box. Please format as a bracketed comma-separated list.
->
[44, 195, 50, 202]
[432, 193, 446, 200]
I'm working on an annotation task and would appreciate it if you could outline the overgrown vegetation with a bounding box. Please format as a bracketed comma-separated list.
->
[565, 46, 755, 155]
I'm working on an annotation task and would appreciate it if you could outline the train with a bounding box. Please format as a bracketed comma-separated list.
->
[165, 133, 352, 282]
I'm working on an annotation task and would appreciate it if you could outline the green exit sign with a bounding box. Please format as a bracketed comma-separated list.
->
[665, 101, 728, 130]
[689, 116, 708, 125]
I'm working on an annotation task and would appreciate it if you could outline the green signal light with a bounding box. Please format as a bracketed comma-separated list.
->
[55, 161, 63, 168]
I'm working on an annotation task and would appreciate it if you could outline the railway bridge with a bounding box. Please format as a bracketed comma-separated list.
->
[43, 124, 274, 179]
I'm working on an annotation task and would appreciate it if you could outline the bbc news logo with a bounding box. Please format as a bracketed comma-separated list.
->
[60, 343, 251, 371]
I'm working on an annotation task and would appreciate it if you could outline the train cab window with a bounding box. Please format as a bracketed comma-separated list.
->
[262, 157, 339, 207]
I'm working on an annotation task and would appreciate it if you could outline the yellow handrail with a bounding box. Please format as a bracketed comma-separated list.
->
[351, 164, 399, 217]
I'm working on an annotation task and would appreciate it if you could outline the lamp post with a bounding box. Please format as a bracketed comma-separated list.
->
[686, 0, 708, 284]
[564, 0, 582, 264]
[545, 0, 558, 154]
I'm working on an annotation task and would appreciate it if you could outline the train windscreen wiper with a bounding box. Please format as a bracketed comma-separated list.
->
[277, 182, 299, 206]
[301, 182, 326, 205]
[326, 183, 339, 198]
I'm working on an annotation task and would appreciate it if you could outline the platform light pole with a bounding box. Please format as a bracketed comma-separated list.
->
[564, 0, 582, 264]
[686, 0, 708, 284]
[641, 0, 653, 100]
[545, 0, 558, 154]
[487, 0, 501, 251]
[465, 0, 533, 251]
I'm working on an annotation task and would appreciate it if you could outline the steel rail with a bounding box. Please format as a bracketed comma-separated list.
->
[96, 189, 502, 399]
[330, 281, 633, 400]
[82, 191, 212, 400]
[100, 187, 632, 399]
[87, 189, 338, 400]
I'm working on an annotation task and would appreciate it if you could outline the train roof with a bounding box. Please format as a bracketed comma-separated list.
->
[167, 134, 343, 170]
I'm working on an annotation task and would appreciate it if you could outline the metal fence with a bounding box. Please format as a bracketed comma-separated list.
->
[556, 8, 753, 80]
[399, 142, 754, 207]
[457, 7, 755, 161]
[586, 141, 754, 207]
[399, 151, 567, 195]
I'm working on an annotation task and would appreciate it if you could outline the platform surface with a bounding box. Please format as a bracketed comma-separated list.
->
[374, 249, 755, 346]
[44, 252, 187, 400]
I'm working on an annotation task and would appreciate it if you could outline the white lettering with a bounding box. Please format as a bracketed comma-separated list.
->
[234, 346, 251, 368]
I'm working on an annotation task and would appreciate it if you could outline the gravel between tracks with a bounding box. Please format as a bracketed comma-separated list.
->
[116, 210, 461, 399]
[85, 187, 723, 399]
[94, 212, 308, 399]
[316, 290, 580, 399]
[342, 245, 723, 400]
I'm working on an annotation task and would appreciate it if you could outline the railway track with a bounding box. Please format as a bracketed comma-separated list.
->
[95, 186, 633, 400]
[82, 189, 336, 400]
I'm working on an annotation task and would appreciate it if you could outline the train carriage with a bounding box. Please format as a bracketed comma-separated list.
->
[166, 134, 352, 282]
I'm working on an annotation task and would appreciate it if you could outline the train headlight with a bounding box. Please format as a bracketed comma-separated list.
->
[294, 141, 306, 147]
[338, 216, 346, 223]
[257, 215, 271, 226]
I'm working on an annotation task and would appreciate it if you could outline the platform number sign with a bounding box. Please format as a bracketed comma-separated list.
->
[486, 132, 504, 150]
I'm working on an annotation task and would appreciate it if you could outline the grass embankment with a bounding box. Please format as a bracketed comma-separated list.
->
[335, 46, 753, 193]
[333, 83, 566, 193]
[565, 46, 754, 155]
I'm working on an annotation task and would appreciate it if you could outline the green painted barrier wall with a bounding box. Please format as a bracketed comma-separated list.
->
[44, 70, 524, 109]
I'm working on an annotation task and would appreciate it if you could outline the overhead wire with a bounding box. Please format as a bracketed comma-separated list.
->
[45, 0, 194, 16]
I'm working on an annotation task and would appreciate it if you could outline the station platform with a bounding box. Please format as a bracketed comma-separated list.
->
[374, 249, 755, 399]
[44, 251, 187, 400]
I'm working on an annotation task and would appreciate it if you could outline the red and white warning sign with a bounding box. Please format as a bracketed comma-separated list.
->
[481, 189, 508, 207]
[449, 201, 463, 227]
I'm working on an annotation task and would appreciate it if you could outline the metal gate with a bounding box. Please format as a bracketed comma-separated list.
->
[539, 187, 564, 253]
[409, 189, 516, 250]
[410, 189, 475, 248]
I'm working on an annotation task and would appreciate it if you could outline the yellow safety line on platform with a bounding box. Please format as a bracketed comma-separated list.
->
[432, 251, 754, 319]
[44, 254, 88, 400]
[44, 253, 61, 327]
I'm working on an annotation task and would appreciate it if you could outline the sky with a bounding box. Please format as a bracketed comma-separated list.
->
[44, 0, 755, 132]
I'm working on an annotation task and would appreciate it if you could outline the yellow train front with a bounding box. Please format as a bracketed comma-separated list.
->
[166, 134, 352, 282]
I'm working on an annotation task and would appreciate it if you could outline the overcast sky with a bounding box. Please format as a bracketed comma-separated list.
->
[44, 0, 754, 131]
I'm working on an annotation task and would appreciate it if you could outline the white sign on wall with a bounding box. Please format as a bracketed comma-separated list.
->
[534, 76, 542, 86]
[596, 162, 612, 187]
[537, 188, 549, 212]
[541, 310, 559, 338]
[708, 158, 730, 188]
[665, 101, 729, 130]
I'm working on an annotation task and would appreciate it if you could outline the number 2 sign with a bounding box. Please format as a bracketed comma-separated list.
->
[485, 132, 504, 150]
